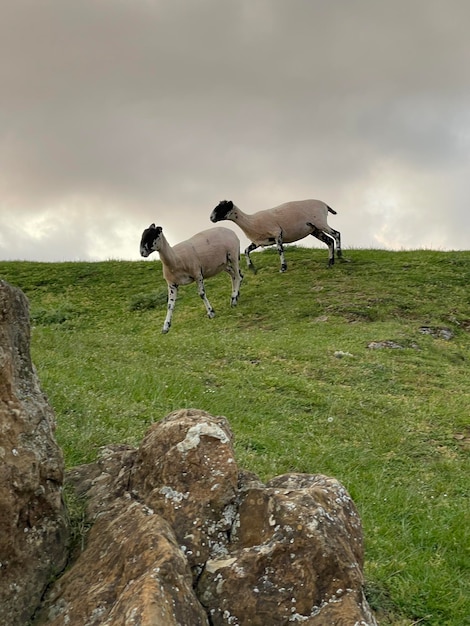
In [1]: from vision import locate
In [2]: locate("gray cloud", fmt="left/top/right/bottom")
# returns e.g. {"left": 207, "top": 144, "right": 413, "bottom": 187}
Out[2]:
{"left": 1, "top": 0, "right": 469, "bottom": 261}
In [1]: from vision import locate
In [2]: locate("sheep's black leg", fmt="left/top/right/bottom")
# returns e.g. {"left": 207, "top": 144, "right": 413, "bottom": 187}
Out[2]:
{"left": 163, "top": 283, "right": 178, "bottom": 333}
{"left": 245, "top": 243, "right": 259, "bottom": 273}
{"left": 308, "top": 224, "right": 335, "bottom": 266}
{"left": 197, "top": 276, "right": 216, "bottom": 319}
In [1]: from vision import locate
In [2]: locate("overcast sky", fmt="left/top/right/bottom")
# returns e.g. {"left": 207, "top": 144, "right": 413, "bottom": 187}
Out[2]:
{"left": 1, "top": 0, "right": 469, "bottom": 262}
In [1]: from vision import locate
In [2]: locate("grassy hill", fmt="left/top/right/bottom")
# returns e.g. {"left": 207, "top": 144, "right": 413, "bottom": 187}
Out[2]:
{"left": 1, "top": 247, "right": 469, "bottom": 625}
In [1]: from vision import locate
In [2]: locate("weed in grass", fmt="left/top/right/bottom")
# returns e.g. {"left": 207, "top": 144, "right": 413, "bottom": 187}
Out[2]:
{"left": 62, "top": 483, "right": 91, "bottom": 560}
{"left": 128, "top": 288, "right": 168, "bottom": 311}
{"left": 31, "top": 303, "right": 82, "bottom": 327}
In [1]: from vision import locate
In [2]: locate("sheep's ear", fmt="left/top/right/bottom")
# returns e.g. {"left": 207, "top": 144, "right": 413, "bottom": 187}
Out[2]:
{"left": 156, "top": 226, "right": 163, "bottom": 234}
{"left": 150, "top": 223, "right": 156, "bottom": 229}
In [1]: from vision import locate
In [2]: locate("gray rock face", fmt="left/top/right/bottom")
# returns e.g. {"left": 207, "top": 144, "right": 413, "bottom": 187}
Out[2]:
{"left": 0, "top": 281, "right": 69, "bottom": 626}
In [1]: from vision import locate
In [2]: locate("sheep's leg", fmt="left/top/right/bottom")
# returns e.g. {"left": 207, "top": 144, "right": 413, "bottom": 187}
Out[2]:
{"left": 225, "top": 262, "right": 243, "bottom": 306}
{"left": 235, "top": 269, "right": 244, "bottom": 305}
{"left": 245, "top": 243, "right": 259, "bottom": 273}
{"left": 307, "top": 224, "right": 335, "bottom": 266}
{"left": 328, "top": 227, "right": 342, "bottom": 259}
{"left": 276, "top": 235, "right": 287, "bottom": 272}
{"left": 197, "top": 276, "right": 216, "bottom": 319}
{"left": 163, "top": 283, "right": 178, "bottom": 333}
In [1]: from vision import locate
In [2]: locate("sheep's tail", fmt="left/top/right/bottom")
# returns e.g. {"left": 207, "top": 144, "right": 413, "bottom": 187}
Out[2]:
{"left": 327, "top": 205, "right": 337, "bottom": 215}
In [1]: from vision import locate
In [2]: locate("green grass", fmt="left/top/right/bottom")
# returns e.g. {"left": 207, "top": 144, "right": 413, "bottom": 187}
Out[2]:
{"left": 1, "top": 247, "right": 469, "bottom": 625}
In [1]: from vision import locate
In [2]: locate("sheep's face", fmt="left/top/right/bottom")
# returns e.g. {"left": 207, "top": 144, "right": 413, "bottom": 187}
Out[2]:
{"left": 210, "top": 200, "right": 234, "bottom": 223}
{"left": 140, "top": 224, "right": 162, "bottom": 257}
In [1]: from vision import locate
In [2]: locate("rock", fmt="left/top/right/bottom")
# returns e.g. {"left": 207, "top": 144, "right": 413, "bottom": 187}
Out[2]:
{"left": 197, "top": 473, "right": 376, "bottom": 625}
{"left": 36, "top": 410, "right": 239, "bottom": 625}
{"left": 66, "top": 443, "right": 137, "bottom": 520}
{"left": 419, "top": 326, "right": 453, "bottom": 340}
{"left": 334, "top": 350, "right": 354, "bottom": 358}
{"left": 0, "top": 281, "right": 69, "bottom": 626}
{"left": 130, "top": 409, "right": 239, "bottom": 573}
{"left": 36, "top": 497, "right": 210, "bottom": 626}
{"left": 40, "top": 409, "right": 377, "bottom": 624}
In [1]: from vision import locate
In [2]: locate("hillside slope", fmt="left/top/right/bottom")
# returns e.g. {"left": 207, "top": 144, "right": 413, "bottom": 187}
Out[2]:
{"left": 1, "top": 248, "right": 469, "bottom": 625}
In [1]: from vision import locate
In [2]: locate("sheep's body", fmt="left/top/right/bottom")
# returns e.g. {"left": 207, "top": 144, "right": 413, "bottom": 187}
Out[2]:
{"left": 140, "top": 224, "right": 242, "bottom": 333}
{"left": 210, "top": 199, "right": 342, "bottom": 272}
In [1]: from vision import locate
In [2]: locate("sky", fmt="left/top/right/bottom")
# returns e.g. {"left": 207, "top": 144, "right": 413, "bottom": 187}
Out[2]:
{"left": 1, "top": 0, "right": 469, "bottom": 262}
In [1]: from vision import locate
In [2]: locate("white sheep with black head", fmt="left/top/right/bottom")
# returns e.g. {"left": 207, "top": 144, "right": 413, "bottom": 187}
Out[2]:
{"left": 210, "top": 199, "right": 342, "bottom": 273}
{"left": 140, "top": 224, "right": 243, "bottom": 333}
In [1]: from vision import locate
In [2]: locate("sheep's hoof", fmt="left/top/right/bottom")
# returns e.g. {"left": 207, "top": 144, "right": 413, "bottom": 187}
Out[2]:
{"left": 280, "top": 265, "right": 287, "bottom": 273}
{"left": 162, "top": 326, "right": 170, "bottom": 334}
{"left": 207, "top": 310, "right": 216, "bottom": 319}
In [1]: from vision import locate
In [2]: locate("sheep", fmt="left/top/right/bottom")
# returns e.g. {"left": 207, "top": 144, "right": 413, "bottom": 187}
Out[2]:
{"left": 210, "top": 199, "right": 342, "bottom": 273}
{"left": 140, "top": 224, "right": 243, "bottom": 333}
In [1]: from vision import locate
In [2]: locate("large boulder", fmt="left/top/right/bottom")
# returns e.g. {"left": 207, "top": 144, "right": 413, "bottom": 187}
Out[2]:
{"left": 198, "top": 472, "right": 375, "bottom": 625}
{"left": 39, "top": 408, "right": 240, "bottom": 626}
{"left": 0, "top": 281, "right": 69, "bottom": 626}
{"left": 40, "top": 408, "right": 377, "bottom": 625}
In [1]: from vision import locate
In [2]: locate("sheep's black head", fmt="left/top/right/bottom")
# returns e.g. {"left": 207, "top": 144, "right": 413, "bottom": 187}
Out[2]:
{"left": 140, "top": 224, "right": 163, "bottom": 257}
{"left": 210, "top": 200, "right": 234, "bottom": 223}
